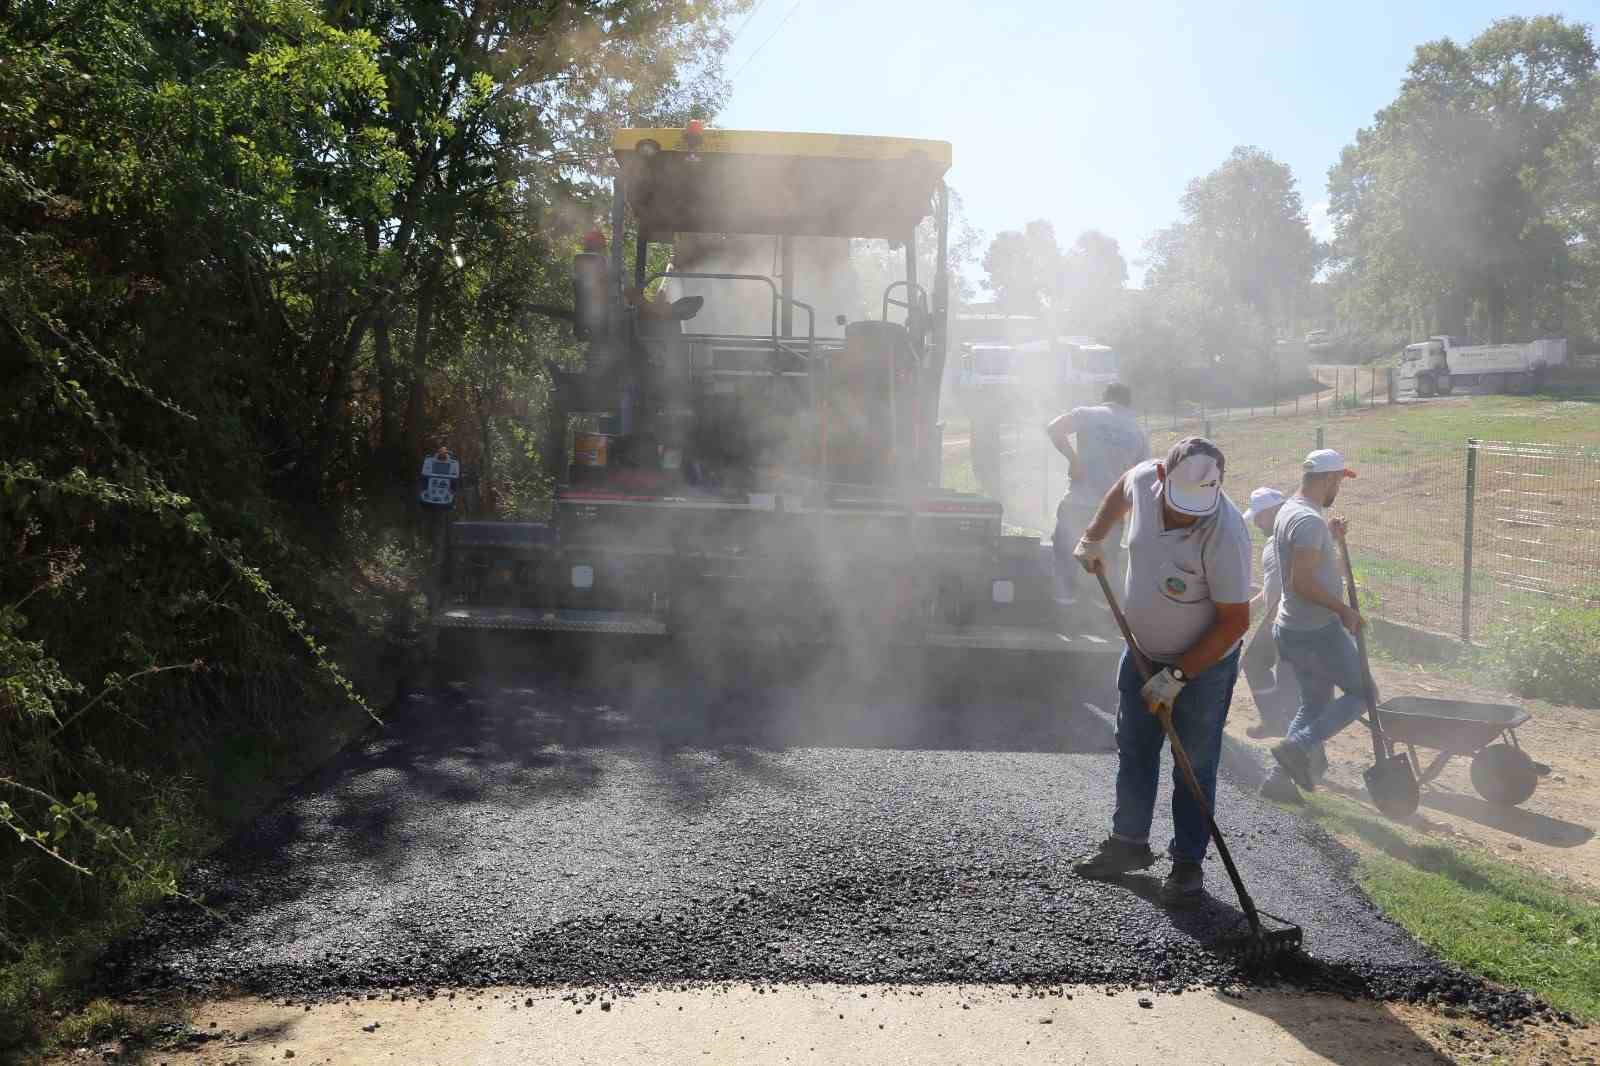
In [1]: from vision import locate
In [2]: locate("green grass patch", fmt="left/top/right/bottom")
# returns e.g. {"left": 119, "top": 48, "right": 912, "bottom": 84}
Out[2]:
{"left": 52, "top": 998, "right": 146, "bottom": 1048}
{"left": 1300, "top": 792, "right": 1600, "bottom": 1020}
{"left": 1354, "top": 557, "right": 1490, "bottom": 597}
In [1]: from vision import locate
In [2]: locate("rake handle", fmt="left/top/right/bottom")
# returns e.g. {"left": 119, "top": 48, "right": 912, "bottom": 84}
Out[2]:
{"left": 1092, "top": 569, "right": 1264, "bottom": 934}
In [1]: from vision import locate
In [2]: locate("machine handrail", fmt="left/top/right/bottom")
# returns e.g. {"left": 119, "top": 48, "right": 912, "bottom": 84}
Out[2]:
{"left": 642, "top": 271, "right": 817, "bottom": 362}
{"left": 881, "top": 280, "right": 930, "bottom": 326}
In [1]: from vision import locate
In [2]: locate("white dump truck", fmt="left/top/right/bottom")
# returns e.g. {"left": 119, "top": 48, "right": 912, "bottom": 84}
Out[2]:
{"left": 1399, "top": 335, "right": 1567, "bottom": 397}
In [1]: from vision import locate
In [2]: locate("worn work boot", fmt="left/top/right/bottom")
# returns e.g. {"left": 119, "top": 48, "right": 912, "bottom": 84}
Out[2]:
{"left": 1271, "top": 740, "right": 1317, "bottom": 792}
{"left": 1258, "top": 768, "right": 1304, "bottom": 804}
{"left": 1310, "top": 744, "right": 1329, "bottom": 784}
{"left": 1161, "top": 860, "right": 1204, "bottom": 904}
{"left": 1247, "top": 720, "right": 1288, "bottom": 740}
{"left": 1072, "top": 838, "right": 1157, "bottom": 880}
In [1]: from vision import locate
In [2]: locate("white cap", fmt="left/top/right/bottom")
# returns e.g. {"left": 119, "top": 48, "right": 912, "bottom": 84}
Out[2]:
{"left": 1302, "top": 449, "right": 1358, "bottom": 478}
{"left": 1159, "top": 437, "right": 1225, "bottom": 516}
{"left": 1243, "top": 486, "right": 1286, "bottom": 521}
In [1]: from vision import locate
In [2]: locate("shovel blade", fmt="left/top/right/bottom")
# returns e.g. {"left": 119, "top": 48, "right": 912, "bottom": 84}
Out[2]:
{"left": 1364, "top": 754, "right": 1420, "bottom": 820}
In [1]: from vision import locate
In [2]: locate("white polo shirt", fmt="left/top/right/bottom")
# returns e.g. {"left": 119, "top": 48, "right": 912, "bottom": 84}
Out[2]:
{"left": 1064, "top": 403, "right": 1148, "bottom": 501}
{"left": 1119, "top": 460, "right": 1253, "bottom": 661}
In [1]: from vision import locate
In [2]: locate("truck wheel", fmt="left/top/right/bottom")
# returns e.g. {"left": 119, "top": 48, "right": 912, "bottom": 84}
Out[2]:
{"left": 1435, "top": 373, "right": 1453, "bottom": 395}
{"left": 1416, "top": 373, "right": 1436, "bottom": 398}
{"left": 1470, "top": 744, "right": 1539, "bottom": 807}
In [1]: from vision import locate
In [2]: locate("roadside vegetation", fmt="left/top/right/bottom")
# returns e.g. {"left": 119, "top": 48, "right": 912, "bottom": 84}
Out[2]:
{"left": 1484, "top": 607, "right": 1600, "bottom": 709}
{"left": 1302, "top": 792, "right": 1600, "bottom": 1022}
{"left": 0, "top": 0, "right": 740, "bottom": 1055}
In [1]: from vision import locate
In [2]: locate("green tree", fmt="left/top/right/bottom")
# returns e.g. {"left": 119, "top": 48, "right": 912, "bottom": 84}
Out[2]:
{"left": 981, "top": 219, "right": 1063, "bottom": 315}
{"left": 1148, "top": 146, "right": 1316, "bottom": 327}
{"left": 315, "top": 0, "right": 738, "bottom": 481}
{"left": 0, "top": 1, "right": 742, "bottom": 1041}
{"left": 1328, "top": 15, "right": 1597, "bottom": 343}
{"left": 1113, "top": 147, "right": 1311, "bottom": 405}
{"left": 1060, "top": 229, "right": 1127, "bottom": 335}
{"left": 852, "top": 187, "right": 984, "bottom": 319}
{"left": 1551, "top": 91, "right": 1600, "bottom": 345}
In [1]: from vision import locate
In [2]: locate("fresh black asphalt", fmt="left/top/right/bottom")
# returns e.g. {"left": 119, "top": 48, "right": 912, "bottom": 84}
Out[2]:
{"left": 106, "top": 640, "right": 1540, "bottom": 1022}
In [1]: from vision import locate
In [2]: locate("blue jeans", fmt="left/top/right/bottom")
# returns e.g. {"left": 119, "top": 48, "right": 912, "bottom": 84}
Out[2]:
{"left": 1275, "top": 621, "right": 1368, "bottom": 754}
{"left": 1110, "top": 646, "right": 1239, "bottom": 864}
{"left": 1244, "top": 638, "right": 1301, "bottom": 733}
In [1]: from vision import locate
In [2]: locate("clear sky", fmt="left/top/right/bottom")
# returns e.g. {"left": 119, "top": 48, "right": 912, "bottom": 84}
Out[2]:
{"left": 716, "top": 0, "right": 1599, "bottom": 286}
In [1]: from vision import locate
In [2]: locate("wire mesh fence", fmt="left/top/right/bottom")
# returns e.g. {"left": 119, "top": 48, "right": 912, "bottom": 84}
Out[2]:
{"left": 1467, "top": 441, "right": 1600, "bottom": 637}
{"left": 973, "top": 401, "right": 1600, "bottom": 642}
{"left": 1120, "top": 364, "right": 1397, "bottom": 434}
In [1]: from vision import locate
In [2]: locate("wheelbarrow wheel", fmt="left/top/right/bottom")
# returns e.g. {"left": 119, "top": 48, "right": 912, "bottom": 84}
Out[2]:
{"left": 1470, "top": 744, "right": 1539, "bottom": 807}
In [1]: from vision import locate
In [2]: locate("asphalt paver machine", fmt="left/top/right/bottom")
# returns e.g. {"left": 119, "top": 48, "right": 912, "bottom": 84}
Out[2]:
{"left": 430, "top": 125, "right": 1118, "bottom": 694}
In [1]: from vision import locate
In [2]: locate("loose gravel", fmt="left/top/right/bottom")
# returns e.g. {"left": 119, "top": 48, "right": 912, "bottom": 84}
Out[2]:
{"left": 102, "top": 644, "right": 1542, "bottom": 1023}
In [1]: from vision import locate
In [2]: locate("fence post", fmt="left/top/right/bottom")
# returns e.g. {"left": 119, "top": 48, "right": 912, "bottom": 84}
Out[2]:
{"left": 1462, "top": 439, "right": 1479, "bottom": 643}
{"left": 1316, "top": 426, "right": 1324, "bottom": 450}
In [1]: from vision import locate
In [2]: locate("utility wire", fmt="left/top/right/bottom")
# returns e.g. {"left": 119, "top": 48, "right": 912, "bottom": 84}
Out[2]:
{"left": 730, "top": 0, "right": 807, "bottom": 81}
{"left": 728, "top": 0, "right": 771, "bottom": 47}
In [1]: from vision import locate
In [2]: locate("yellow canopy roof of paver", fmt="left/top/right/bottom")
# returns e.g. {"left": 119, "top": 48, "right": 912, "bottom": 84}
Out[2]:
{"left": 613, "top": 128, "right": 952, "bottom": 241}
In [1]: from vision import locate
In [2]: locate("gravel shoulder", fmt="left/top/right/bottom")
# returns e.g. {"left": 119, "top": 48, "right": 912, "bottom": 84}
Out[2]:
{"left": 64, "top": 985, "right": 1599, "bottom": 1066}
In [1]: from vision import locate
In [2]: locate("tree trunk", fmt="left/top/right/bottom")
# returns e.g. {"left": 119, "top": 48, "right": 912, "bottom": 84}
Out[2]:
{"left": 360, "top": 218, "right": 401, "bottom": 474}
{"left": 1485, "top": 283, "right": 1508, "bottom": 344}
{"left": 374, "top": 312, "right": 400, "bottom": 463}
{"left": 477, "top": 403, "right": 494, "bottom": 518}
{"left": 1434, "top": 284, "right": 1469, "bottom": 339}
{"left": 405, "top": 253, "right": 445, "bottom": 462}
{"left": 312, "top": 308, "right": 375, "bottom": 493}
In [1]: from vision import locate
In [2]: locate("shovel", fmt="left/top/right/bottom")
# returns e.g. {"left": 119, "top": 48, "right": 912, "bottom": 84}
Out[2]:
{"left": 1092, "top": 569, "right": 1304, "bottom": 967}
{"left": 1338, "top": 539, "right": 1420, "bottom": 820}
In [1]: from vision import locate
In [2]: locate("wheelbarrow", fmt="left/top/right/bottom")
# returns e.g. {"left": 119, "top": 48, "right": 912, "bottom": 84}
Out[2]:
{"left": 1377, "top": 697, "right": 1552, "bottom": 807}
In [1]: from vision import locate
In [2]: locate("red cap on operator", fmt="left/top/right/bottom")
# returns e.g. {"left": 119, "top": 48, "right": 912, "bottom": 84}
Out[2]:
{"left": 582, "top": 228, "right": 607, "bottom": 253}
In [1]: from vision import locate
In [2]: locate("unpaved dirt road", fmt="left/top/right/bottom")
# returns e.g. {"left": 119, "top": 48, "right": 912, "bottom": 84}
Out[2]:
{"left": 108, "top": 985, "right": 1600, "bottom": 1066}
{"left": 107, "top": 642, "right": 1507, "bottom": 1014}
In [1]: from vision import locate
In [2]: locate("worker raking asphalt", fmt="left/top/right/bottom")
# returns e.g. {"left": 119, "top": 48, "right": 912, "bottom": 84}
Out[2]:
{"left": 102, "top": 648, "right": 1538, "bottom": 1024}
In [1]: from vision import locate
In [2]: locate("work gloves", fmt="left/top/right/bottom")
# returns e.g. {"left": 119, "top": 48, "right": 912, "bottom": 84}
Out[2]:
{"left": 1141, "top": 668, "right": 1186, "bottom": 715}
{"left": 1072, "top": 536, "right": 1105, "bottom": 574}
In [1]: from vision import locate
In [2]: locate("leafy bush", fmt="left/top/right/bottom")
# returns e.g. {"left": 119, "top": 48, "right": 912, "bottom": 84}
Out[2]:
{"left": 1485, "top": 606, "right": 1600, "bottom": 708}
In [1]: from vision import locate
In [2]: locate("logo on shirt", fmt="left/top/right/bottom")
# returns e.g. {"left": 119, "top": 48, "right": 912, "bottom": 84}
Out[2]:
{"left": 1164, "top": 575, "right": 1188, "bottom": 597}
